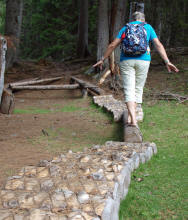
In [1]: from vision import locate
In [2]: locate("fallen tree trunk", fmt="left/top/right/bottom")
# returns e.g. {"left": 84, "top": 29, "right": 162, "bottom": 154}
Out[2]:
{"left": 9, "top": 76, "right": 64, "bottom": 88}
{"left": 70, "top": 76, "right": 105, "bottom": 95}
{"left": 11, "top": 84, "right": 80, "bottom": 91}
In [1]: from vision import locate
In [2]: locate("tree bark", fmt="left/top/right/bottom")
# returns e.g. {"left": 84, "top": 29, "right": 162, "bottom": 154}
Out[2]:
{"left": 110, "top": 0, "right": 127, "bottom": 63}
{"left": 97, "top": 0, "right": 109, "bottom": 67}
{"left": 129, "top": 2, "right": 144, "bottom": 22}
{"left": 0, "top": 37, "right": 7, "bottom": 103}
{"left": 5, "top": 0, "right": 23, "bottom": 69}
{"left": 154, "top": 1, "right": 162, "bottom": 40}
{"left": 77, "top": 0, "right": 90, "bottom": 57}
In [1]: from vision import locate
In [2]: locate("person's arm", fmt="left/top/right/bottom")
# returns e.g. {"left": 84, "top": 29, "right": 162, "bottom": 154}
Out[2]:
{"left": 152, "top": 38, "right": 179, "bottom": 73}
{"left": 93, "top": 38, "right": 121, "bottom": 69}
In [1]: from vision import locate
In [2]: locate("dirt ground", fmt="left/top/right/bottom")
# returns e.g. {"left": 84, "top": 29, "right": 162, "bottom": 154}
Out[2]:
{"left": 0, "top": 56, "right": 187, "bottom": 187}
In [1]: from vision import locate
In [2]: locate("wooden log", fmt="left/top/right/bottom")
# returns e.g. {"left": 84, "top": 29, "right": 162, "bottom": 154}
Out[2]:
{"left": 0, "top": 88, "right": 15, "bottom": 114}
{"left": 0, "top": 36, "right": 7, "bottom": 103}
{"left": 9, "top": 76, "right": 64, "bottom": 88}
{"left": 8, "top": 77, "right": 39, "bottom": 87}
{"left": 11, "top": 84, "right": 80, "bottom": 91}
{"left": 70, "top": 76, "right": 105, "bottom": 95}
{"left": 122, "top": 111, "right": 143, "bottom": 143}
{"left": 99, "top": 69, "right": 111, "bottom": 85}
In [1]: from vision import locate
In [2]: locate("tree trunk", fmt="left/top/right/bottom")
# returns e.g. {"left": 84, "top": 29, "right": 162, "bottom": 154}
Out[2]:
{"left": 77, "top": 0, "right": 90, "bottom": 58}
{"left": 0, "top": 37, "right": 7, "bottom": 103}
{"left": 5, "top": 0, "right": 23, "bottom": 69}
{"left": 129, "top": 2, "right": 144, "bottom": 22}
{"left": 110, "top": 0, "right": 127, "bottom": 63}
{"left": 154, "top": 1, "right": 162, "bottom": 40}
{"left": 97, "top": 0, "right": 109, "bottom": 67}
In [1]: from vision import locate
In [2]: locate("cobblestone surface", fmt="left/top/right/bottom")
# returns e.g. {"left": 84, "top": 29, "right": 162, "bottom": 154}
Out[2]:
{"left": 93, "top": 95, "right": 144, "bottom": 122}
{"left": 0, "top": 141, "right": 157, "bottom": 219}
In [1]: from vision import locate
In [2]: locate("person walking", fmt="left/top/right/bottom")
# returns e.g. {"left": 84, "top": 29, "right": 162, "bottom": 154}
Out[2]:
{"left": 93, "top": 11, "right": 179, "bottom": 140}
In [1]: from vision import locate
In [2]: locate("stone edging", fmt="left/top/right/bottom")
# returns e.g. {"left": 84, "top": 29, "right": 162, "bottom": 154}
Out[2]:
{"left": 101, "top": 141, "right": 157, "bottom": 220}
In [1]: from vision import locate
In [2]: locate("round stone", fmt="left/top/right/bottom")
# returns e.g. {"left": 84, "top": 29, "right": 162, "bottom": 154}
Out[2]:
{"left": 82, "top": 204, "right": 93, "bottom": 212}
{"left": 5, "top": 179, "right": 24, "bottom": 190}
{"left": 34, "top": 192, "right": 49, "bottom": 205}
{"left": 77, "top": 192, "right": 89, "bottom": 204}
{"left": 80, "top": 156, "right": 91, "bottom": 163}
{"left": 25, "top": 178, "right": 40, "bottom": 191}
{"left": 24, "top": 166, "right": 37, "bottom": 177}
{"left": 105, "top": 172, "right": 115, "bottom": 181}
{"left": 0, "top": 210, "right": 13, "bottom": 220}
{"left": 18, "top": 193, "right": 34, "bottom": 209}
{"left": 66, "top": 195, "right": 80, "bottom": 210}
{"left": 51, "top": 192, "right": 66, "bottom": 209}
{"left": 37, "top": 167, "right": 49, "bottom": 178}
{"left": 41, "top": 179, "right": 54, "bottom": 191}
{"left": 1, "top": 191, "right": 15, "bottom": 201}
{"left": 29, "top": 209, "right": 47, "bottom": 220}
{"left": 95, "top": 202, "right": 105, "bottom": 216}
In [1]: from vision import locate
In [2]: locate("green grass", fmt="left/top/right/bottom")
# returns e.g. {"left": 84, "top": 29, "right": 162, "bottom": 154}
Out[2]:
{"left": 14, "top": 108, "right": 52, "bottom": 114}
{"left": 25, "top": 100, "right": 123, "bottom": 153}
{"left": 14, "top": 105, "right": 86, "bottom": 114}
{"left": 119, "top": 101, "right": 188, "bottom": 220}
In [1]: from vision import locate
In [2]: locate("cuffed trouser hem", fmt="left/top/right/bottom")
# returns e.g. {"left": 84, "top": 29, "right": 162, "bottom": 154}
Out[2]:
{"left": 120, "top": 59, "right": 150, "bottom": 103}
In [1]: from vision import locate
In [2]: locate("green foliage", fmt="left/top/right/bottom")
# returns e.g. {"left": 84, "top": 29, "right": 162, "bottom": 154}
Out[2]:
{"left": 119, "top": 101, "right": 188, "bottom": 219}
{"left": 21, "top": 0, "right": 79, "bottom": 60}
{"left": 5, "top": 0, "right": 187, "bottom": 59}
{"left": 0, "top": 0, "right": 6, "bottom": 34}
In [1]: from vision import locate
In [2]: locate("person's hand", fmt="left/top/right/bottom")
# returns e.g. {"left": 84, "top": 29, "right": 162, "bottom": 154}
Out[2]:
{"left": 166, "top": 62, "right": 179, "bottom": 73}
{"left": 93, "top": 59, "right": 104, "bottom": 70}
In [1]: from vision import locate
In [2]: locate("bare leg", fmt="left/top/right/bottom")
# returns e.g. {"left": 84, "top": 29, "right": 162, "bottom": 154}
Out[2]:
{"left": 126, "top": 101, "right": 137, "bottom": 126}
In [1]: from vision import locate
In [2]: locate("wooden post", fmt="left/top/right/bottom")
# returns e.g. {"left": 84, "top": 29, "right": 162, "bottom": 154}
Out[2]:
{"left": 0, "top": 88, "right": 15, "bottom": 114}
{"left": 81, "top": 88, "right": 88, "bottom": 98}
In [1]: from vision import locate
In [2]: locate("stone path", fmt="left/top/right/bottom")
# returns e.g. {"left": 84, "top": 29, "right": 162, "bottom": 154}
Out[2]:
{"left": 0, "top": 95, "right": 157, "bottom": 220}
{"left": 93, "top": 95, "right": 143, "bottom": 122}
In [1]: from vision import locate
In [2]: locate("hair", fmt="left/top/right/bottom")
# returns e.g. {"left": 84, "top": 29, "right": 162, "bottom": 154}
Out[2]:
{"left": 132, "top": 11, "right": 145, "bottom": 22}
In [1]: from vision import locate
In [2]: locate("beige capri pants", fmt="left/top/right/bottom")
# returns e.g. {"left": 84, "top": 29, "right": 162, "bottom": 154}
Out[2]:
{"left": 120, "top": 60, "right": 150, "bottom": 103}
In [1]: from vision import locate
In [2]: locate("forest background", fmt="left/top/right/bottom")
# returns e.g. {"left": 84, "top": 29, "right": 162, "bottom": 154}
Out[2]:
{"left": 1, "top": 0, "right": 188, "bottom": 69}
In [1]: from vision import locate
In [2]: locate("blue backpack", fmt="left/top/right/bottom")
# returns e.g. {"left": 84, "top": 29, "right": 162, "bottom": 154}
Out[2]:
{"left": 121, "top": 23, "right": 147, "bottom": 56}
